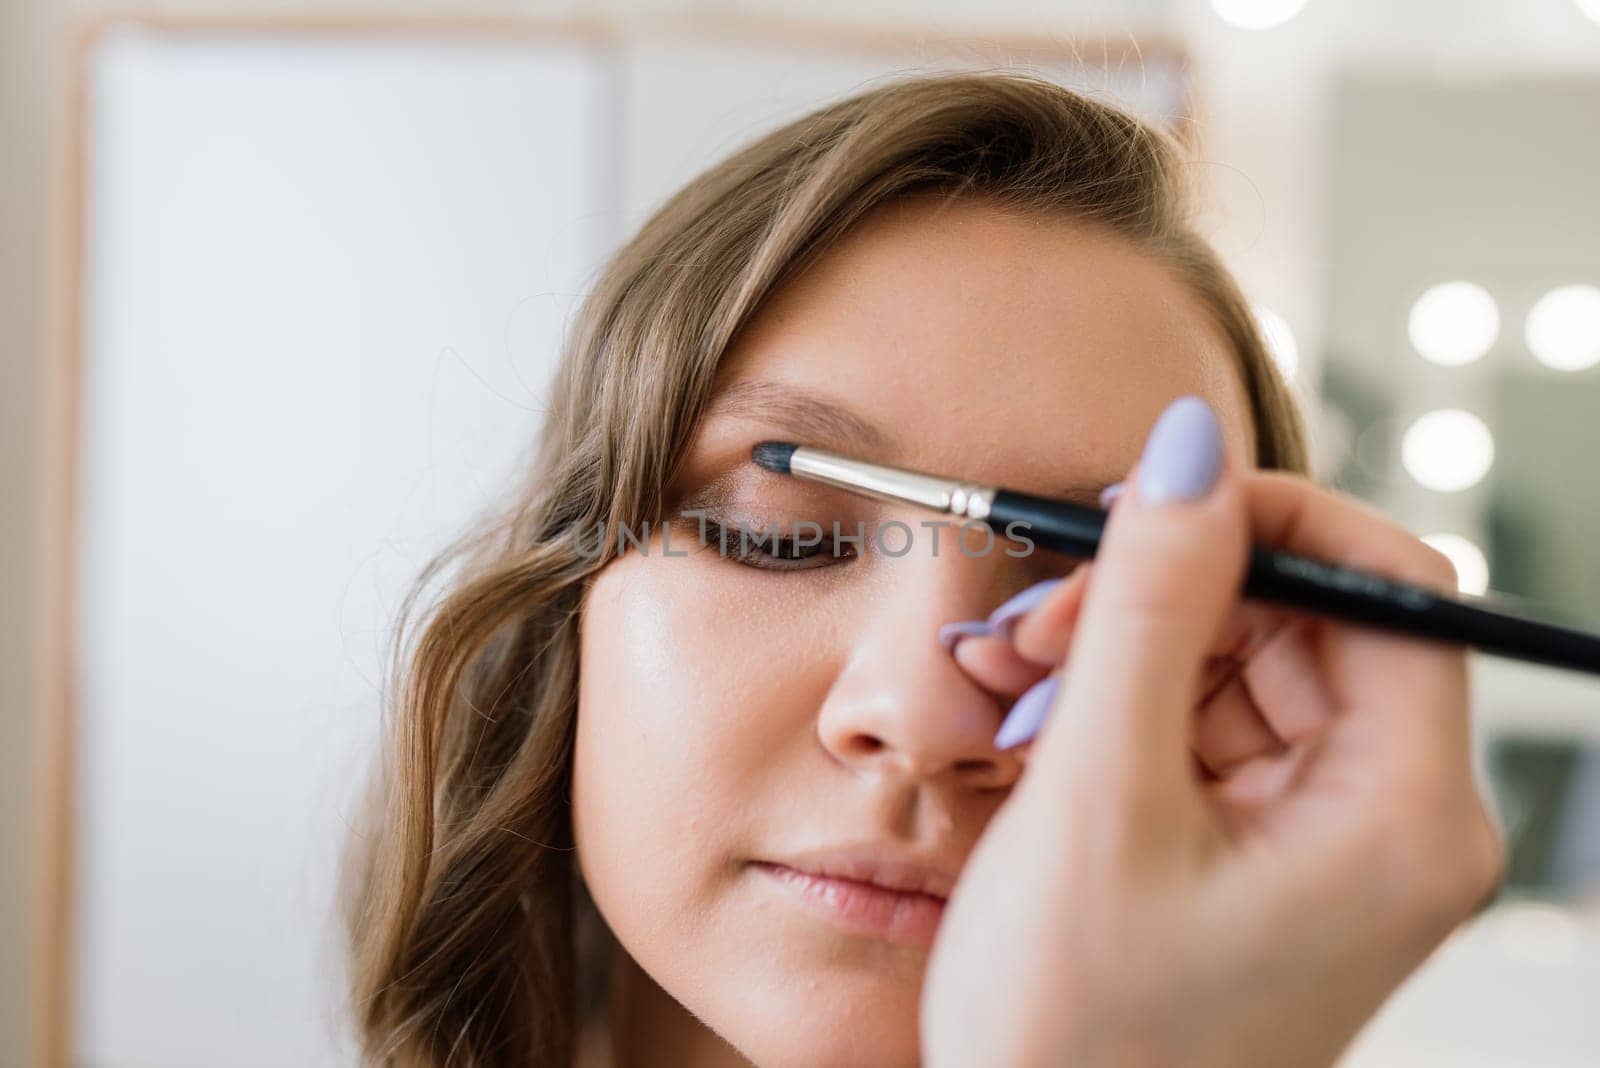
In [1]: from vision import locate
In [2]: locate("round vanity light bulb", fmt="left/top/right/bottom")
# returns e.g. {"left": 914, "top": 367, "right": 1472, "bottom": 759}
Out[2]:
{"left": 1525, "top": 283, "right": 1600, "bottom": 372}
{"left": 1402, "top": 409, "right": 1494, "bottom": 492}
{"left": 1408, "top": 281, "right": 1500, "bottom": 367}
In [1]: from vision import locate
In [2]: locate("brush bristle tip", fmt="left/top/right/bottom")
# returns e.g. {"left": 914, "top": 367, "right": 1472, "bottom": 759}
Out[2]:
{"left": 751, "top": 441, "right": 798, "bottom": 474}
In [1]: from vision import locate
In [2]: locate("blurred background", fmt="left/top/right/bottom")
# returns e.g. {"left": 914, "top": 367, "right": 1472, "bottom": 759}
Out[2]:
{"left": 2, "top": 1, "right": 1598, "bottom": 1065}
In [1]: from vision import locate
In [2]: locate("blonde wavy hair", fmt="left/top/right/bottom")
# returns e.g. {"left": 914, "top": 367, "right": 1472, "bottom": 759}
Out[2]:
{"left": 342, "top": 69, "right": 1311, "bottom": 1066}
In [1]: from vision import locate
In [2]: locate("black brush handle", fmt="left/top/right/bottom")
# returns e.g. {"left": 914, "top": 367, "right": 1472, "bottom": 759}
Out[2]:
{"left": 988, "top": 489, "right": 1600, "bottom": 677}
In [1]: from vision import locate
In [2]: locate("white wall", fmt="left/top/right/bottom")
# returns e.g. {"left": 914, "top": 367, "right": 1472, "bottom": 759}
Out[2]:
{"left": 73, "top": 31, "right": 616, "bottom": 1065}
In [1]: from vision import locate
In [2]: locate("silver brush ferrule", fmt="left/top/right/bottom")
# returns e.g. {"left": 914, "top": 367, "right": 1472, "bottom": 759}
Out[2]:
{"left": 788, "top": 447, "right": 997, "bottom": 521}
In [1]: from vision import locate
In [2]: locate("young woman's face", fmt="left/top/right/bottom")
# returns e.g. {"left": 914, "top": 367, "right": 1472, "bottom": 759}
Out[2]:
{"left": 573, "top": 194, "right": 1258, "bottom": 1066}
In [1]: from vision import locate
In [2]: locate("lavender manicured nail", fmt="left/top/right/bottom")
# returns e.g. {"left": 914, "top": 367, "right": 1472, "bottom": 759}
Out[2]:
{"left": 1098, "top": 481, "right": 1125, "bottom": 508}
{"left": 938, "top": 620, "right": 992, "bottom": 653}
{"left": 1137, "top": 395, "right": 1222, "bottom": 505}
{"left": 994, "top": 674, "right": 1060, "bottom": 749}
{"left": 985, "top": 577, "right": 1065, "bottom": 640}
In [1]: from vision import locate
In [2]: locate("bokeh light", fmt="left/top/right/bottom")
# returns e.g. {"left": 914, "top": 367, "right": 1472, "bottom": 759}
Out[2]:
{"left": 1402, "top": 409, "right": 1495, "bottom": 492}
{"left": 1408, "top": 281, "right": 1500, "bottom": 366}
{"left": 1421, "top": 532, "right": 1490, "bottom": 596}
{"left": 1210, "top": 0, "right": 1311, "bottom": 30}
{"left": 1525, "top": 283, "right": 1600, "bottom": 372}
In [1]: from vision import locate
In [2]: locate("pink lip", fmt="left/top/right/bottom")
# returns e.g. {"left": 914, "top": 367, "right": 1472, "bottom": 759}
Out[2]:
{"left": 752, "top": 852, "right": 954, "bottom": 951}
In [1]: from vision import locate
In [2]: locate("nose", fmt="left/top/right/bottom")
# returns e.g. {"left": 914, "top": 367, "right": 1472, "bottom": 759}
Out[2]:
{"left": 815, "top": 547, "right": 1024, "bottom": 792}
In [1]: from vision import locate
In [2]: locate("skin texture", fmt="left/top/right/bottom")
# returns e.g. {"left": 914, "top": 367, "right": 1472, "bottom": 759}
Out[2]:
{"left": 572, "top": 193, "right": 1258, "bottom": 1066}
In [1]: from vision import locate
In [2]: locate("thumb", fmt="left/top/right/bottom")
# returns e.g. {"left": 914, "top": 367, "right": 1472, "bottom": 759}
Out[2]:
{"left": 1032, "top": 395, "right": 1251, "bottom": 801}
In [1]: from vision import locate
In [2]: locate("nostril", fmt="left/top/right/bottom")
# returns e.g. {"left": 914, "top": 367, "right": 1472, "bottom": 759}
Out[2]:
{"left": 953, "top": 758, "right": 992, "bottom": 774}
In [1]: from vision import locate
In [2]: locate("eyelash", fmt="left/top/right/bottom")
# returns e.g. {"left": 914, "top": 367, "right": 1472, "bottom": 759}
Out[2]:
{"left": 693, "top": 517, "right": 858, "bottom": 573}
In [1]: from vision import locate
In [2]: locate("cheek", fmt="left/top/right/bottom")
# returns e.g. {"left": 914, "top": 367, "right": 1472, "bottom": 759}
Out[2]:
{"left": 571, "top": 550, "right": 809, "bottom": 934}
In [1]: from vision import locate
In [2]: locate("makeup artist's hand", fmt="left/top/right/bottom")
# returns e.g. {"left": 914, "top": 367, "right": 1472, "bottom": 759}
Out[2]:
{"left": 920, "top": 396, "right": 1506, "bottom": 1068}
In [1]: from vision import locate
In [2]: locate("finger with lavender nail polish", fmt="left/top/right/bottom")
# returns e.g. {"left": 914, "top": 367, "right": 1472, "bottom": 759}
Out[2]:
{"left": 938, "top": 620, "right": 993, "bottom": 654}
{"left": 994, "top": 674, "right": 1061, "bottom": 749}
{"left": 1138, "top": 395, "right": 1223, "bottom": 504}
{"left": 986, "top": 578, "right": 1065, "bottom": 640}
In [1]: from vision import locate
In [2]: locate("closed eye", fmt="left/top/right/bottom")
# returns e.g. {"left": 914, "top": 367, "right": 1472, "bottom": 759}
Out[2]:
{"left": 688, "top": 516, "right": 858, "bottom": 573}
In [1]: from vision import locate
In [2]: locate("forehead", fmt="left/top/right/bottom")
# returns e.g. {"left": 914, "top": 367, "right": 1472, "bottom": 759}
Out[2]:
{"left": 705, "top": 194, "right": 1255, "bottom": 493}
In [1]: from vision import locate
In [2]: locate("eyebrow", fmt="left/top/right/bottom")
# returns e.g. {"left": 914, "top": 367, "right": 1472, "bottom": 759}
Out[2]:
{"left": 703, "top": 379, "right": 894, "bottom": 453}
{"left": 700, "top": 379, "right": 1115, "bottom": 508}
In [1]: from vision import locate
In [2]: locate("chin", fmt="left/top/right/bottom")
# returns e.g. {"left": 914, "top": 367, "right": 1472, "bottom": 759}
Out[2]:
{"left": 709, "top": 951, "right": 927, "bottom": 1068}
{"left": 726, "top": 1012, "right": 922, "bottom": 1068}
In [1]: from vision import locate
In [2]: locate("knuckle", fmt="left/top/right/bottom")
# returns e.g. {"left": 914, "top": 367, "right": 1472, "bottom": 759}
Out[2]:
{"left": 1346, "top": 758, "right": 1507, "bottom": 935}
{"left": 1388, "top": 793, "right": 1507, "bottom": 925}
{"left": 1461, "top": 814, "right": 1510, "bottom": 914}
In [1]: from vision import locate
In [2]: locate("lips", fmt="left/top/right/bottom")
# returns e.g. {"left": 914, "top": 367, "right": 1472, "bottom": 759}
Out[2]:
{"left": 763, "top": 847, "right": 959, "bottom": 898}
{"left": 752, "top": 846, "right": 959, "bottom": 950}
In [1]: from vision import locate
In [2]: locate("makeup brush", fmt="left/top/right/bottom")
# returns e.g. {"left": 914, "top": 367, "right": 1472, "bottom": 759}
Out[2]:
{"left": 750, "top": 441, "right": 1600, "bottom": 677}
